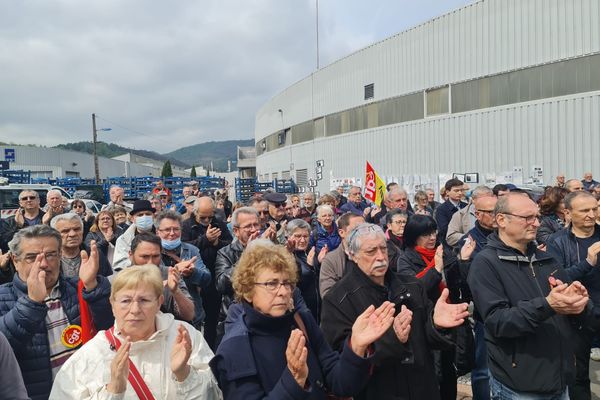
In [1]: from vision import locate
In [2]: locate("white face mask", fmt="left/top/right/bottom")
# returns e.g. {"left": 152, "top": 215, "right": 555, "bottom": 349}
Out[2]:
{"left": 135, "top": 215, "right": 154, "bottom": 231}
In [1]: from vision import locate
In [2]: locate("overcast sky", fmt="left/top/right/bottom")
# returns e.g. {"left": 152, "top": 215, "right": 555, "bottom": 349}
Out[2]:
{"left": 0, "top": 0, "right": 473, "bottom": 154}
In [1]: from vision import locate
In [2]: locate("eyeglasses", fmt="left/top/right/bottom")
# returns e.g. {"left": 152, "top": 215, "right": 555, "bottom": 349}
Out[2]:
{"left": 346, "top": 224, "right": 382, "bottom": 248}
{"left": 237, "top": 223, "right": 260, "bottom": 231}
{"left": 476, "top": 209, "right": 495, "bottom": 214}
{"left": 114, "top": 297, "right": 158, "bottom": 310}
{"left": 20, "top": 251, "right": 59, "bottom": 264}
{"left": 196, "top": 215, "right": 213, "bottom": 221}
{"left": 257, "top": 210, "right": 270, "bottom": 215}
{"left": 158, "top": 227, "right": 181, "bottom": 233}
{"left": 20, "top": 196, "right": 37, "bottom": 201}
{"left": 502, "top": 212, "right": 541, "bottom": 224}
{"left": 99, "top": 217, "right": 112, "bottom": 222}
{"left": 254, "top": 280, "right": 295, "bottom": 292}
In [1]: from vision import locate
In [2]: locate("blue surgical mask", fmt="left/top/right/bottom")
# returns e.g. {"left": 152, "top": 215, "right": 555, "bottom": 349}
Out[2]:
{"left": 161, "top": 238, "right": 181, "bottom": 250}
{"left": 135, "top": 215, "right": 154, "bottom": 231}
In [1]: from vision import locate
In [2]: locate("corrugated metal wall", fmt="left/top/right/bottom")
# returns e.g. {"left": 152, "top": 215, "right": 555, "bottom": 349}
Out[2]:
{"left": 256, "top": 0, "right": 600, "bottom": 140}
{"left": 256, "top": 92, "right": 600, "bottom": 193}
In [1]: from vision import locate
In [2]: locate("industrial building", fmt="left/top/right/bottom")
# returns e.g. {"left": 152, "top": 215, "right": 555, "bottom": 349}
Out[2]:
{"left": 254, "top": 0, "right": 600, "bottom": 196}
{"left": 0, "top": 145, "right": 189, "bottom": 179}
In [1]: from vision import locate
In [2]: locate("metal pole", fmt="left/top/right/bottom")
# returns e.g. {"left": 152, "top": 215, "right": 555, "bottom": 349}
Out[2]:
{"left": 316, "top": 0, "right": 320, "bottom": 70}
{"left": 92, "top": 113, "right": 100, "bottom": 184}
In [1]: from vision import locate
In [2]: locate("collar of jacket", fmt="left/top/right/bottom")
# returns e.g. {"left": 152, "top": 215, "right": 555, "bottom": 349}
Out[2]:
{"left": 486, "top": 232, "right": 554, "bottom": 263}
{"left": 231, "top": 239, "right": 245, "bottom": 252}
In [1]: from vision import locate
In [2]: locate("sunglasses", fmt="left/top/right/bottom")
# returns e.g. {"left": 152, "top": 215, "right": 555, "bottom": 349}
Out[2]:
{"left": 20, "top": 196, "right": 37, "bottom": 201}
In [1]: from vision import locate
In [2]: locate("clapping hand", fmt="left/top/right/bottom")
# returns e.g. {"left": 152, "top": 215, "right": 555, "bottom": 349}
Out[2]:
{"left": 546, "top": 279, "right": 588, "bottom": 315}
{"left": 393, "top": 305, "right": 413, "bottom": 343}
{"left": 350, "top": 301, "right": 395, "bottom": 356}
{"left": 317, "top": 245, "right": 328, "bottom": 263}
{"left": 107, "top": 337, "right": 130, "bottom": 394}
{"left": 433, "top": 289, "right": 470, "bottom": 329}
{"left": 79, "top": 240, "right": 99, "bottom": 291}
{"left": 26, "top": 253, "right": 48, "bottom": 303}
{"left": 460, "top": 236, "right": 476, "bottom": 261}
{"left": 175, "top": 256, "right": 197, "bottom": 278}
{"left": 286, "top": 329, "right": 308, "bottom": 388}
{"left": 171, "top": 325, "right": 192, "bottom": 382}
{"left": 167, "top": 267, "right": 181, "bottom": 293}
{"left": 0, "top": 250, "right": 10, "bottom": 271}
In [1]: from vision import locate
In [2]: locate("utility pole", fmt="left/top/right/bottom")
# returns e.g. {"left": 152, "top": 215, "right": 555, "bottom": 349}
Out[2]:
{"left": 92, "top": 113, "right": 99, "bottom": 184}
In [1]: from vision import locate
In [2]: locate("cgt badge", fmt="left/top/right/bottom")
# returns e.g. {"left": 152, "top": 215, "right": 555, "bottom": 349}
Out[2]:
{"left": 61, "top": 324, "right": 83, "bottom": 348}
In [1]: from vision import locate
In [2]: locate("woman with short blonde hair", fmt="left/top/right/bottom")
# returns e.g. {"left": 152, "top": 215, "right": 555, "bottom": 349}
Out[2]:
{"left": 51, "top": 265, "right": 222, "bottom": 399}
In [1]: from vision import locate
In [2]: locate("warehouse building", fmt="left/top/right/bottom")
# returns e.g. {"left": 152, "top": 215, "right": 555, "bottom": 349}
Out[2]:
{"left": 0, "top": 145, "right": 188, "bottom": 179}
{"left": 255, "top": 0, "right": 600, "bottom": 195}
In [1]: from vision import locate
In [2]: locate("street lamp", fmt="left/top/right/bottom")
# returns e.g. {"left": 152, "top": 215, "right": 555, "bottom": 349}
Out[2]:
{"left": 91, "top": 113, "right": 112, "bottom": 184}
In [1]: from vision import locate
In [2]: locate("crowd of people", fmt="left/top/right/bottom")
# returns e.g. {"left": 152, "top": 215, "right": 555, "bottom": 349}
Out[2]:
{"left": 0, "top": 172, "right": 599, "bottom": 399}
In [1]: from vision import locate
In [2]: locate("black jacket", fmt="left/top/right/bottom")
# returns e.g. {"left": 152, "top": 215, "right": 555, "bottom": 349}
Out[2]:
{"left": 294, "top": 251, "right": 320, "bottom": 323}
{"left": 321, "top": 262, "right": 453, "bottom": 400}
{"left": 546, "top": 224, "right": 600, "bottom": 306}
{"left": 467, "top": 232, "right": 599, "bottom": 394}
{"left": 395, "top": 246, "right": 467, "bottom": 304}
{"left": 214, "top": 239, "right": 245, "bottom": 325}
{"left": 536, "top": 214, "right": 564, "bottom": 245}
{"left": 181, "top": 216, "right": 233, "bottom": 271}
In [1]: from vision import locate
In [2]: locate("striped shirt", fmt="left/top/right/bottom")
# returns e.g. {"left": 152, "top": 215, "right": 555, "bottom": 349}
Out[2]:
{"left": 45, "top": 285, "right": 78, "bottom": 379}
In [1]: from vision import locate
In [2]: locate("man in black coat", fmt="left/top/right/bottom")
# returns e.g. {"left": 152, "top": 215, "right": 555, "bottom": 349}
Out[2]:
{"left": 546, "top": 190, "right": 600, "bottom": 400}
{"left": 181, "top": 195, "right": 232, "bottom": 350}
{"left": 434, "top": 178, "right": 467, "bottom": 248}
{"left": 321, "top": 223, "right": 469, "bottom": 400}
{"left": 468, "top": 193, "right": 599, "bottom": 398}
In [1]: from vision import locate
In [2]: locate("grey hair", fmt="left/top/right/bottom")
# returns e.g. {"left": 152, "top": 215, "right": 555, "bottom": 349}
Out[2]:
{"left": 231, "top": 206, "right": 259, "bottom": 227}
{"left": 50, "top": 212, "right": 84, "bottom": 230}
{"left": 564, "top": 190, "right": 596, "bottom": 210}
{"left": 46, "top": 189, "right": 62, "bottom": 199}
{"left": 19, "top": 189, "right": 38, "bottom": 198}
{"left": 285, "top": 219, "right": 311, "bottom": 237}
{"left": 471, "top": 185, "right": 493, "bottom": 200}
{"left": 388, "top": 187, "right": 407, "bottom": 197}
{"left": 316, "top": 204, "right": 334, "bottom": 217}
{"left": 346, "top": 223, "right": 386, "bottom": 257}
{"left": 193, "top": 196, "right": 216, "bottom": 212}
{"left": 303, "top": 192, "right": 315, "bottom": 200}
{"left": 109, "top": 185, "right": 123, "bottom": 191}
{"left": 9, "top": 224, "right": 62, "bottom": 258}
{"left": 154, "top": 210, "right": 182, "bottom": 228}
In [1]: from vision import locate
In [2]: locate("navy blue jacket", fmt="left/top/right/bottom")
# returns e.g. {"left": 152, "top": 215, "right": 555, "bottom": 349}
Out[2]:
{"left": 434, "top": 199, "right": 467, "bottom": 247}
{"left": 0, "top": 274, "right": 113, "bottom": 400}
{"left": 309, "top": 222, "right": 341, "bottom": 255}
{"left": 210, "top": 301, "right": 371, "bottom": 400}
{"left": 546, "top": 225, "right": 600, "bottom": 306}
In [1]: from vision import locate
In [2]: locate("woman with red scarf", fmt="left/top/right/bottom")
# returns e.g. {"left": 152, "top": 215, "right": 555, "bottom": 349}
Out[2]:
{"left": 395, "top": 214, "right": 465, "bottom": 400}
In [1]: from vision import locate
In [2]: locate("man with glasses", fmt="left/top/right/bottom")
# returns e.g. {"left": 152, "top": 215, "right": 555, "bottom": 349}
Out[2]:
{"left": 264, "top": 192, "right": 291, "bottom": 244}
{"left": 214, "top": 207, "right": 261, "bottom": 345}
{"left": 454, "top": 194, "right": 497, "bottom": 400}
{"left": 546, "top": 191, "right": 600, "bottom": 399}
{"left": 128, "top": 232, "right": 195, "bottom": 322}
{"left": 1, "top": 190, "right": 45, "bottom": 253}
{"left": 182, "top": 196, "right": 232, "bottom": 350}
{"left": 298, "top": 192, "right": 317, "bottom": 224}
{"left": 249, "top": 198, "right": 270, "bottom": 229}
{"left": 340, "top": 186, "right": 371, "bottom": 217}
{"left": 469, "top": 193, "right": 596, "bottom": 399}
{"left": 447, "top": 186, "right": 494, "bottom": 247}
{"left": 0, "top": 224, "right": 112, "bottom": 399}
{"left": 155, "top": 210, "right": 211, "bottom": 330}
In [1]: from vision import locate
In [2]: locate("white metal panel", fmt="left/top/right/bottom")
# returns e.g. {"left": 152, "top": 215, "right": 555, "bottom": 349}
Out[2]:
{"left": 256, "top": 0, "right": 600, "bottom": 138}
{"left": 257, "top": 92, "right": 600, "bottom": 194}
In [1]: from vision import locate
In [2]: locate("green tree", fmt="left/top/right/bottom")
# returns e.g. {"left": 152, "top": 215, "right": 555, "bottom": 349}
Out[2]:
{"left": 161, "top": 160, "right": 173, "bottom": 177}
{"left": 190, "top": 165, "right": 197, "bottom": 177}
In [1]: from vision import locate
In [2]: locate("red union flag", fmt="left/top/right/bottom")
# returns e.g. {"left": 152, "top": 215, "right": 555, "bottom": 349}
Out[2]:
{"left": 364, "top": 161, "right": 386, "bottom": 206}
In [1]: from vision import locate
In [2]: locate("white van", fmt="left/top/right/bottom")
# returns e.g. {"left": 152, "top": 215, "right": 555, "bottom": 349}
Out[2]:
{"left": 0, "top": 184, "right": 71, "bottom": 219}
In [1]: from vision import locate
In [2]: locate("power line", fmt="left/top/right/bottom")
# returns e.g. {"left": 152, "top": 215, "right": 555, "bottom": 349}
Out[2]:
{"left": 94, "top": 114, "right": 159, "bottom": 144}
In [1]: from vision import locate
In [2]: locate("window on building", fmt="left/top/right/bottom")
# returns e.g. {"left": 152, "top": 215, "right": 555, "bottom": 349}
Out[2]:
{"left": 364, "top": 83, "right": 374, "bottom": 100}
{"left": 426, "top": 86, "right": 449, "bottom": 116}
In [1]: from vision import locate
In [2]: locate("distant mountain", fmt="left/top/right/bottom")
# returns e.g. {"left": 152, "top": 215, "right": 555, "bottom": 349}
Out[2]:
{"left": 55, "top": 142, "right": 191, "bottom": 168}
{"left": 55, "top": 138, "right": 255, "bottom": 171}
{"left": 165, "top": 139, "right": 254, "bottom": 172}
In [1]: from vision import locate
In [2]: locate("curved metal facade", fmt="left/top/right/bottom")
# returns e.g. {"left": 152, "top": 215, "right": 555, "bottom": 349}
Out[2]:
{"left": 255, "top": 0, "right": 600, "bottom": 193}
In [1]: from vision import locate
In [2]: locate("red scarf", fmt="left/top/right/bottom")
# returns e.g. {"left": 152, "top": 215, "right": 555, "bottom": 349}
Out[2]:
{"left": 414, "top": 246, "right": 447, "bottom": 296}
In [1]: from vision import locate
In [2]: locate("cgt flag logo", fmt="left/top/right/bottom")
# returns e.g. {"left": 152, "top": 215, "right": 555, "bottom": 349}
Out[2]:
{"left": 364, "top": 161, "right": 386, "bottom": 207}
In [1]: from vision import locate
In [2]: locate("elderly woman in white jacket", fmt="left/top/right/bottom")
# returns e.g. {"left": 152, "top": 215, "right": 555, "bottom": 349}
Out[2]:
{"left": 50, "top": 265, "right": 222, "bottom": 400}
